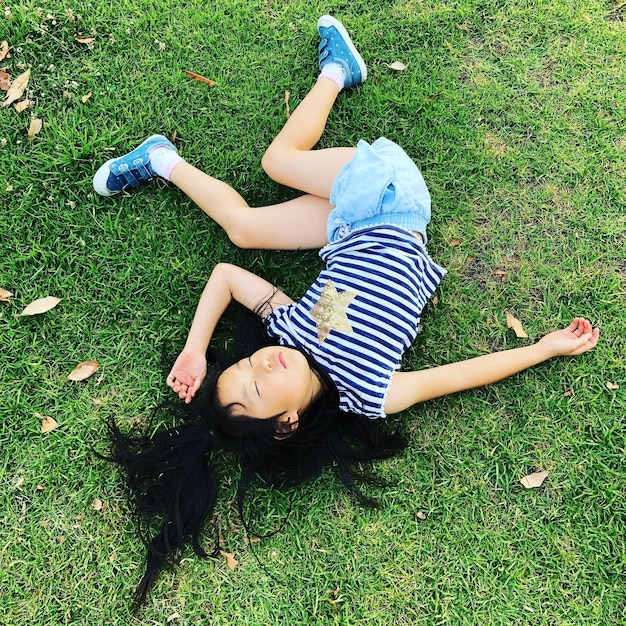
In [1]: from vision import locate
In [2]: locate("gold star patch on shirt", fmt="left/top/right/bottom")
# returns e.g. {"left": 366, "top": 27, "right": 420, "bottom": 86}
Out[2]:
{"left": 310, "top": 280, "right": 357, "bottom": 344}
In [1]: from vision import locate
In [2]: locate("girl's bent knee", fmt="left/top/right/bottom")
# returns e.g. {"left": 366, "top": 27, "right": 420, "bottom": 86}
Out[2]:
{"left": 226, "top": 224, "right": 257, "bottom": 249}
{"left": 261, "top": 147, "right": 288, "bottom": 184}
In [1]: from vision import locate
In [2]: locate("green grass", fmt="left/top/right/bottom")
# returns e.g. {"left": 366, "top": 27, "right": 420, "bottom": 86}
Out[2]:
{"left": 1, "top": 0, "right": 625, "bottom": 624}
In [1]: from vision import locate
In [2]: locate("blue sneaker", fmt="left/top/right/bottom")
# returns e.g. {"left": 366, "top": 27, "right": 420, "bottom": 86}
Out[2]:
{"left": 93, "top": 134, "right": 178, "bottom": 196}
{"left": 317, "top": 16, "right": 367, "bottom": 88}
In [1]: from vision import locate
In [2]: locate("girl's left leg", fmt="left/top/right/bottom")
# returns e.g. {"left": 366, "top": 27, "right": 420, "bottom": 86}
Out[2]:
{"left": 93, "top": 133, "right": 332, "bottom": 249}
{"left": 169, "top": 162, "right": 332, "bottom": 249}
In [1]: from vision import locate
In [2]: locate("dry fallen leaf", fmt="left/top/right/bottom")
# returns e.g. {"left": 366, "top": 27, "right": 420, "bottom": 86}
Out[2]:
{"left": 0, "top": 288, "right": 13, "bottom": 301}
{"left": 17, "top": 296, "right": 61, "bottom": 316}
{"left": 520, "top": 470, "right": 548, "bottom": 489}
{"left": 284, "top": 90, "right": 291, "bottom": 118}
{"left": 0, "top": 41, "right": 10, "bottom": 62}
{"left": 75, "top": 37, "right": 95, "bottom": 44}
{"left": 606, "top": 381, "right": 619, "bottom": 390}
{"left": 36, "top": 412, "right": 60, "bottom": 433}
{"left": 219, "top": 550, "right": 238, "bottom": 570}
{"left": 93, "top": 498, "right": 107, "bottom": 511}
{"left": 167, "top": 613, "right": 181, "bottom": 623}
{"left": 0, "top": 72, "right": 10, "bottom": 90}
{"left": 183, "top": 70, "right": 216, "bottom": 86}
{"left": 387, "top": 61, "right": 407, "bottom": 71}
{"left": 243, "top": 536, "right": 261, "bottom": 544}
{"left": 67, "top": 360, "right": 100, "bottom": 381}
{"left": 506, "top": 311, "right": 528, "bottom": 338}
{"left": 416, "top": 511, "right": 427, "bottom": 520}
{"left": 449, "top": 238, "right": 461, "bottom": 247}
{"left": 0, "top": 42, "right": 9, "bottom": 61}
{"left": 424, "top": 92, "right": 442, "bottom": 103}
{"left": 15, "top": 99, "right": 32, "bottom": 112}
{"left": 2, "top": 68, "right": 30, "bottom": 108}
{"left": 81, "top": 92, "right": 91, "bottom": 103}
{"left": 27, "top": 117, "right": 42, "bottom": 139}
{"left": 492, "top": 269, "right": 508, "bottom": 282}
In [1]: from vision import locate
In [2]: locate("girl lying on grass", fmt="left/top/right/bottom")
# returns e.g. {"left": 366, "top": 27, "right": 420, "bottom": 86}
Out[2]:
{"left": 94, "top": 16, "right": 599, "bottom": 608}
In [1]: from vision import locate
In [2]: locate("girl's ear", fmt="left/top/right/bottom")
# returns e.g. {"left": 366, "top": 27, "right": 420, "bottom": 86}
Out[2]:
{"left": 274, "top": 412, "right": 299, "bottom": 440}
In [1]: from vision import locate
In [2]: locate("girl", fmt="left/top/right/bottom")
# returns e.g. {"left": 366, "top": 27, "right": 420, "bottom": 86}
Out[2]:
{"left": 95, "top": 16, "right": 599, "bottom": 608}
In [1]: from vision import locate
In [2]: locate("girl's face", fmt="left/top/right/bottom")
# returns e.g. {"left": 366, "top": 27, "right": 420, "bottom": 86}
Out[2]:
{"left": 216, "top": 346, "right": 321, "bottom": 427}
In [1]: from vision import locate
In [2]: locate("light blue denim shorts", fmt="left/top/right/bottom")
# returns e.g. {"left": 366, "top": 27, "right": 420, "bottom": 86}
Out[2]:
{"left": 327, "top": 137, "right": 431, "bottom": 244}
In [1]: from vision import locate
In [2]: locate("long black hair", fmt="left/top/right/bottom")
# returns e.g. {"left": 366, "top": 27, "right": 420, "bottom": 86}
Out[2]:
{"left": 104, "top": 315, "right": 407, "bottom": 610}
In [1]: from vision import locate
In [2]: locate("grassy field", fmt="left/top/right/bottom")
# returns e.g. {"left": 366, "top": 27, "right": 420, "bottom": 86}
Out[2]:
{"left": 1, "top": 0, "right": 625, "bottom": 624}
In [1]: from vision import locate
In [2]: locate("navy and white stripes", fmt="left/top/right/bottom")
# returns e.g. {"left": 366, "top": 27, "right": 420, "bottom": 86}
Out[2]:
{"left": 265, "top": 227, "right": 446, "bottom": 418}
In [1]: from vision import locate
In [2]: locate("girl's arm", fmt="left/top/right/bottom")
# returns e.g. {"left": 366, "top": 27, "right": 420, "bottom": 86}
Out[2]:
{"left": 168, "top": 263, "right": 293, "bottom": 403}
{"left": 385, "top": 318, "right": 599, "bottom": 414}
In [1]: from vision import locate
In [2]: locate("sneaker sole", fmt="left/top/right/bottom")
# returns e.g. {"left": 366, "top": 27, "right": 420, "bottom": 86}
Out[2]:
{"left": 317, "top": 15, "right": 367, "bottom": 84}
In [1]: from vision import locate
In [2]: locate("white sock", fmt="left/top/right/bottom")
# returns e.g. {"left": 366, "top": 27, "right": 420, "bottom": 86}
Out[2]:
{"left": 318, "top": 62, "right": 346, "bottom": 91}
{"left": 149, "top": 147, "right": 184, "bottom": 180}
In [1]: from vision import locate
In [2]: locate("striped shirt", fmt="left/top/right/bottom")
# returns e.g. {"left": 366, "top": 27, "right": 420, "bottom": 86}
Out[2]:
{"left": 264, "top": 227, "right": 446, "bottom": 418}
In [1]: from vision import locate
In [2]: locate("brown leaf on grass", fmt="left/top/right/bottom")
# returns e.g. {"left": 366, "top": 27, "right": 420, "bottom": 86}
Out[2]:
{"left": 2, "top": 68, "right": 30, "bottom": 108}
{"left": 0, "top": 41, "right": 10, "bottom": 61}
{"left": 15, "top": 99, "right": 32, "bottom": 112}
{"left": 387, "top": 61, "right": 407, "bottom": 71}
{"left": 75, "top": 37, "right": 95, "bottom": 44}
{"left": 326, "top": 589, "right": 344, "bottom": 613}
{"left": 520, "top": 470, "right": 548, "bottom": 489}
{"left": 36, "top": 412, "right": 60, "bottom": 433}
{"left": 492, "top": 269, "right": 508, "bottom": 282}
{"left": 243, "top": 536, "right": 261, "bottom": 544}
{"left": 27, "top": 117, "right": 42, "bottom": 139}
{"left": 506, "top": 311, "right": 528, "bottom": 338}
{"left": 0, "top": 288, "right": 13, "bottom": 301}
{"left": 93, "top": 498, "right": 107, "bottom": 511}
{"left": 449, "top": 238, "right": 461, "bottom": 247}
{"left": 183, "top": 70, "right": 216, "bottom": 86}
{"left": 425, "top": 92, "right": 442, "bottom": 103}
{"left": 81, "top": 92, "right": 91, "bottom": 103}
{"left": 17, "top": 296, "right": 61, "bottom": 316}
{"left": 284, "top": 90, "right": 291, "bottom": 118}
{"left": 219, "top": 550, "right": 238, "bottom": 570}
{"left": 67, "top": 360, "right": 100, "bottom": 381}
{"left": 0, "top": 72, "right": 10, "bottom": 90}
{"left": 606, "top": 381, "right": 619, "bottom": 390}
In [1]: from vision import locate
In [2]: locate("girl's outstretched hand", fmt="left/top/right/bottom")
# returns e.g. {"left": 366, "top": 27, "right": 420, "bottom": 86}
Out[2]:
{"left": 537, "top": 317, "right": 600, "bottom": 357}
{"left": 167, "top": 347, "right": 207, "bottom": 404}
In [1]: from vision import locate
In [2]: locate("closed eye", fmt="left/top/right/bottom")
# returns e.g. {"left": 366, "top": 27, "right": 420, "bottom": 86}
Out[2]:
{"left": 248, "top": 357, "right": 260, "bottom": 397}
